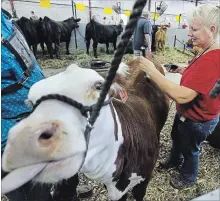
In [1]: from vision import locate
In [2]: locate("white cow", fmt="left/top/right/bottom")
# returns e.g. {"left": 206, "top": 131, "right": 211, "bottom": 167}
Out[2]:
{"left": 2, "top": 60, "right": 169, "bottom": 201}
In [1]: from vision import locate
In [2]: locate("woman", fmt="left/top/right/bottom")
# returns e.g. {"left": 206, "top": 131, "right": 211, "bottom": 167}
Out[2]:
{"left": 136, "top": 4, "right": 220, "bottom": 189}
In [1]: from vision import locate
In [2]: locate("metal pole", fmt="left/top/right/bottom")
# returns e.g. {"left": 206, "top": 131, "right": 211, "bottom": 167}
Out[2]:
{"left": 10, "top": 0, "right": 18, "bottom": 18}
{"left": 174, "top": 35, "right": 176, "bottom": 47}
{"left": 148, "top": 0, "right": 151, "bottom": 11}
{"left": 71, "top": 1, "right": 77, "bottom": 18}
{"left": 154, "top": 1, "right": 156, "bottom": 25}
{"left": 178, "top": 14, "right": 181, "bottom": 28}
{"left": 195, "top": 0, "right": 198, "bottom": 6}
{"left": 71, "top": 0, "right": 78, "bottom": 49}
{"left": 74, "top": 3, "right": 77, "bottom": 18}
{"left": 117, "top": 2, "right": 122, "bottom": 22}
{"left": 89, "top": 0, "right": 92, "bottom": 20}
{"left": 71, "top": 0, "right": 75, "bottom": 17}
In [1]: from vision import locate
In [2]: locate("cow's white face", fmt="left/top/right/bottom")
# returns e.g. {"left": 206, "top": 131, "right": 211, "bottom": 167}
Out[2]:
{"left": 2, "top": 63, "right": 129, "bottom": 194}
{"left": 2, "top": 64, "right": 109, "bottom": 190}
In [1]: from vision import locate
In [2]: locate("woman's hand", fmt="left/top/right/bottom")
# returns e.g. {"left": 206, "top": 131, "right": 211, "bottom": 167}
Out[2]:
{"left": 137, "top": 56, "right": 158, "bottom": 75}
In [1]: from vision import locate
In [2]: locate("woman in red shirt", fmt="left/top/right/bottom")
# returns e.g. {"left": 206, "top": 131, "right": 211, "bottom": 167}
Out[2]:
{"left": 137, "top": 4, "right": 220, "bottom": 189}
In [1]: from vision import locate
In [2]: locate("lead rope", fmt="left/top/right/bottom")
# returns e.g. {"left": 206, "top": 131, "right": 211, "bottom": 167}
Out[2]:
{"left": 79, "top": 0, "right": 148, "bottom": 170}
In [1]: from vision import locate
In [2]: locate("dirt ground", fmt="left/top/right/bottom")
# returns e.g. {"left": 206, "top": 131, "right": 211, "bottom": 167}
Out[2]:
{"left": 2, "top": 47, "right": 219, "bottom": 201}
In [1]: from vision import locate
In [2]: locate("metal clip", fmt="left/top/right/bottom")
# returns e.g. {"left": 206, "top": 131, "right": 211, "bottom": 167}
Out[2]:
{"left": 86, "top": 111, "right": 94, "bottom": 129}
{"left": 180, "top": 116, "right": 186, "bottom": 122}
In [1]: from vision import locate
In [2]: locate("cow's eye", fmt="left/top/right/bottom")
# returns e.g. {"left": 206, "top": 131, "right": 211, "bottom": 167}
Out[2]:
{"left": 94, "top": 81, "right": 103, "bottom": 90}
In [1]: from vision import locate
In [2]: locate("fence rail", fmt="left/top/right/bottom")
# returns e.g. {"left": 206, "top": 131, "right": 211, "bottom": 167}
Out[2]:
{"left": 173, "top": 34, "right": 192, "bottom": 56}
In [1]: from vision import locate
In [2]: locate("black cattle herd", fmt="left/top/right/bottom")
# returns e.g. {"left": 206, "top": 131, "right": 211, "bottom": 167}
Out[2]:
{"left": 15, "top": 16, "right": 81, "bottom": 59}
{"left": 13, "top": 16, "right": 124, "bottom": 58}
{"left": 12, "top": 14, "right": 163, "bottom": 59}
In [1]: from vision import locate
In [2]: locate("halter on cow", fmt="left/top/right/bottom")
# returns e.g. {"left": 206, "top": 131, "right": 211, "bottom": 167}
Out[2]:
{"left": 2, "top": 0, "right": 159, "bottom": 200}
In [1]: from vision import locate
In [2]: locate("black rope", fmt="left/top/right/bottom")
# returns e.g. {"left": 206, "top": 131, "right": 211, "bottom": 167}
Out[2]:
{"left": 77, "top": 0, "right": 148, "bottom": 170}
{"left": 33, "top": 94, "right": 92, "bottom": 117}
{"left": 13, "top": 0, "right": 148, "bottom": 172}
{"left": 210, "top": 79, "right": 220, "bottom": 98}
{"left": 32, "top": 94, "right": 113, "bottom": 118}
{"left": 89, "top": 0, "right": 147, "bottom": 126}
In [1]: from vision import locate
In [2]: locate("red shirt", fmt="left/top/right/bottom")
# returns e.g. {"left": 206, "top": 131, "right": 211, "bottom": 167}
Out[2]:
{"left": 176, "top": 49, "right": 220, "bottom": 122}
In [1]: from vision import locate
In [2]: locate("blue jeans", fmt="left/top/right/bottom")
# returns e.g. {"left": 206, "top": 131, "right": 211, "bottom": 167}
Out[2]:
{"left": 170, "top": 112, "right": 219, "bottom": 183}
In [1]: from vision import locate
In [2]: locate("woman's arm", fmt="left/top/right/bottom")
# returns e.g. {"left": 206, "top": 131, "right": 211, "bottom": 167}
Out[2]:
{"left": 138, "top": 57, "right": 198, "bottom": 104}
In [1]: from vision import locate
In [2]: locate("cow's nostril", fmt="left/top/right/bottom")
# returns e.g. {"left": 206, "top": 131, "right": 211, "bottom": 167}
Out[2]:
{"left": 39, "top": 131, "right": 53, "bottom": 140}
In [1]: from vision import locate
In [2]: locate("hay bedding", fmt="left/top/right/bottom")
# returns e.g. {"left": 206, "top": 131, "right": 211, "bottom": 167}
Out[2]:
{"left": 2, "top": 48, "right": 219, "bottom": 201}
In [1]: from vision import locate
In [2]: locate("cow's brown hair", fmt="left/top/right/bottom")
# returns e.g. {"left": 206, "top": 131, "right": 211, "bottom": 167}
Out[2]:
{"left": 112, "top": 58, "right": 169, "bottom": 183}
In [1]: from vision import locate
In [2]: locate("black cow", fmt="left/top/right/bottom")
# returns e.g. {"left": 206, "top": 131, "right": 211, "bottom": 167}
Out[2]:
{"left": 16, "top": 17, "right": 46, "bottom": 57}
{"left": 42, "top": 16, "right": 81, "bottom": 59}
{"left": 85, "top": 19, "right": 123, "bottom": 58}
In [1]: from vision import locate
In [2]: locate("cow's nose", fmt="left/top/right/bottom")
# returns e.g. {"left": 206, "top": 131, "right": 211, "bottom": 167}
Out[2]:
{"left": 38, "top": 121, "right": 62, "bottom": 146}
{"left": 39, "top": 130, "right": 54, "bottom": 140}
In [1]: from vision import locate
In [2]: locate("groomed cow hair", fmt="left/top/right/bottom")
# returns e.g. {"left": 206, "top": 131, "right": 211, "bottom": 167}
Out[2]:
{"left": 111, "top": 58, "right": 169, "bottom": 183}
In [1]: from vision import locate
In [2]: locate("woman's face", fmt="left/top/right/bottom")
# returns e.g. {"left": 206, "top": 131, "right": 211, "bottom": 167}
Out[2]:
{"left": 188, "top": 17, "right": 214, "bottom": 48}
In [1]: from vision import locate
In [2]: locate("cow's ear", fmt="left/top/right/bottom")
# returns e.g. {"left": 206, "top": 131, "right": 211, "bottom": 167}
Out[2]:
{"left": 75, "top": 18, "right": 81, "bottom": 22}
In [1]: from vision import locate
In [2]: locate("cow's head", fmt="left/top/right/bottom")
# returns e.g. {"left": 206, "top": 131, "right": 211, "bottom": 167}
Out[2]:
{"left": 15, "top": 16, "right": 28, "bottom": 29}
{"left": 2, "top": 63, "right": 128, "bottom": 194}
{"left": 36, "top": 18, "right": 47, "bottom": 37}
{"left": 117, "top": 23, "right": 123, "bottom": 35}
{"left": 64, "top": 17, "right": 81, "bottom": 29}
